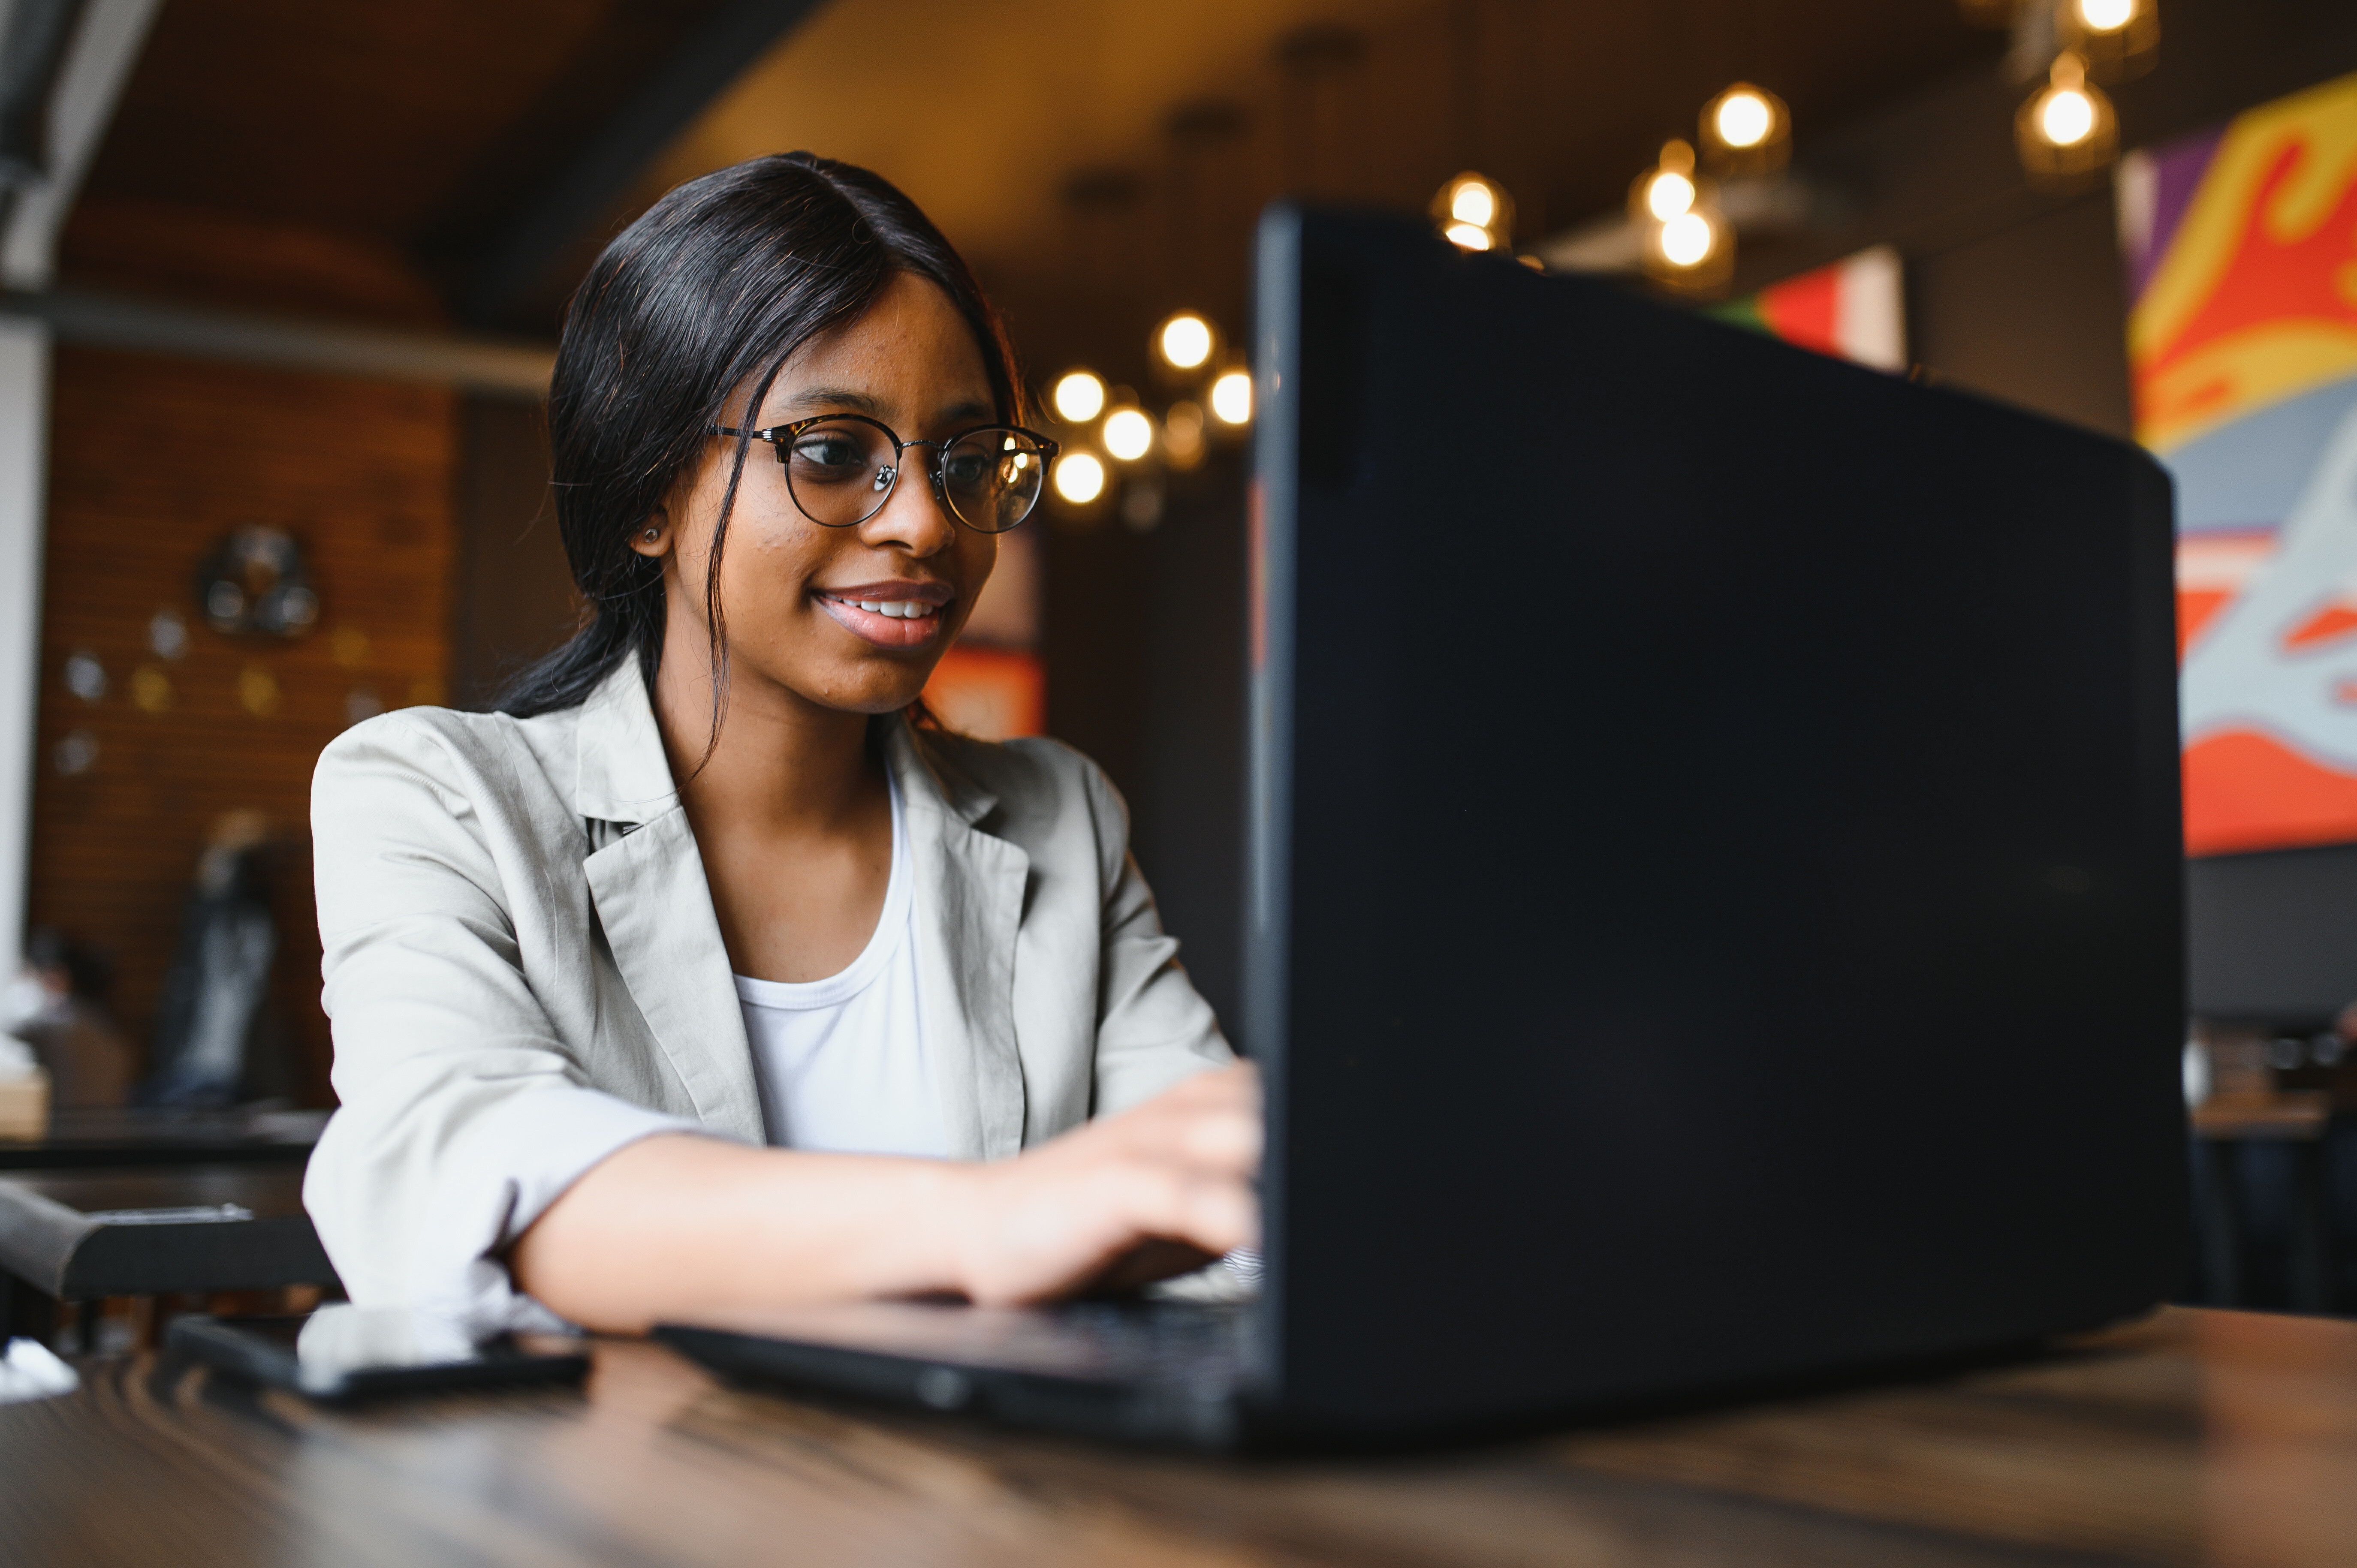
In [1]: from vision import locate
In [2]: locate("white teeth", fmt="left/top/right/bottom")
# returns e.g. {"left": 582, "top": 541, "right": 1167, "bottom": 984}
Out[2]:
{"left": 834, "top": 596, "right": 938, "bottom": 620}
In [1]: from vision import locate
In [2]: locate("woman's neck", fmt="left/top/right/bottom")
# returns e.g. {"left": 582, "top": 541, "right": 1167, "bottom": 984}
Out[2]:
{"left": 650, "top": 641, "right": 881, "bottom": 839}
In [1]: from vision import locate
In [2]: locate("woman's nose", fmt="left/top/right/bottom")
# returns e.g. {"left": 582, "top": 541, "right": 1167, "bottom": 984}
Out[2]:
{"left": 861, "top": 451, "right": 958, "bottom": 552}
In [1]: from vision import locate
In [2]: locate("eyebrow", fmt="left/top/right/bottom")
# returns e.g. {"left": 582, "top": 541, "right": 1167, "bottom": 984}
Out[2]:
{"left": 772, "top": 388, "right": 1001, "bottom": 427}
{"left": 778, "top": 386, "right": 884, "bottom": 417}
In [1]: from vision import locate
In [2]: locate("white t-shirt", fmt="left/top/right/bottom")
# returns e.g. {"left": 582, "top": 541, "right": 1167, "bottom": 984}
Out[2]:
{"left": 732, "top": 770, "right": 946, "bottom": 1157}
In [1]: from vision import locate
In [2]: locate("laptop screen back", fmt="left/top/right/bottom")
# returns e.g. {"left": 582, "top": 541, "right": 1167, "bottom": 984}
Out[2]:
{"left": 1245, "top": 208, "right": 2187, "bottom": 1436}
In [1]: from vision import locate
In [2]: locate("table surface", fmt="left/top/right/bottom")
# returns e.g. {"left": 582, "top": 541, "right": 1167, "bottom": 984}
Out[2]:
{"left": 0, "top": 1164, "right": 332, "bottom": 1299}
{"left": 0, "top": 1108, "right": 326, "bottom": 1171}
{"left": 2192, "top": 1091, "right": 2332, "bottom": 1140}
{"left": 3, "top": 1304, "right": 2353, "bottom": 1566}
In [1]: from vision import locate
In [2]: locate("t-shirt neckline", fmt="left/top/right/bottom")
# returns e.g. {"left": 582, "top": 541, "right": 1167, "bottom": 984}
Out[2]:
{"left": 732, "top": 767, "right": 909, "bottom": 1011}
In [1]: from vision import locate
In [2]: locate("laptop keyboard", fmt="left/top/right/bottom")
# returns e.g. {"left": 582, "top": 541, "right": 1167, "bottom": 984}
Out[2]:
{"left": 1025, "top": 1299, "right": 1257, "bottom": 1389}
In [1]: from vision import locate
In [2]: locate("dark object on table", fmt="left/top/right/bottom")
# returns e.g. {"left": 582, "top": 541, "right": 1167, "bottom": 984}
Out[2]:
{"left": 0, "top": 1164, "right": 335, "bottom": 1303}
{"left": 6, "top": 928, "right": 134, "bottom": 1110}
{"left": 666, "top": 206, "right": 2188, "bottom": 1449}
{"left": 141, "top": 812, "right": 289, "bottom": 1108}
{"left": 171, "top": 1309, "right": 587, "bottom": 1402}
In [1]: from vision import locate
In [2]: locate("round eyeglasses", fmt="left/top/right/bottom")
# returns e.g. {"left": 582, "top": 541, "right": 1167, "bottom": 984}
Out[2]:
{"left": 710, "top": 415, "right": 1058, "bottom": 534}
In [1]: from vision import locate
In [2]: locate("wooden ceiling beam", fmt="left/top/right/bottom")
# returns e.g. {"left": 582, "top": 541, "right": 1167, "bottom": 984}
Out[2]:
{"left": 0, "top": 0, "right": 160, "bottom": 289}
{"left": 0, "top": 286, "right": 553, "bottom": 395}
{"left": 457, "top": 0, "right": 829, "bottom": 328}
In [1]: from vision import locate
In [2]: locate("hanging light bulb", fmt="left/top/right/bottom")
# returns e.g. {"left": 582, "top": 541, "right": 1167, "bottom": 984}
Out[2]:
{"left": 1103, "top": 407, "right": 1156, "bottom": 462}
{"left": 1053, "top": 451, "right": 1106, "bottom": 505}
{"left": 1156, "top": 312, "right": 1216, "bottom": 370}
{"left": 2017, "top": 51, "right": 2118, "bottom": 188}
{"left": 1659, "top": 212, "right": 1716, "bottom": 268}
{"left": 1637, "top": 148, "right": 1733, "bottom": 295}
{"left": 1631, "top": 140, "right": 1703, "bottom": 224}
{"left": 1210, "top": 368, "right": 1253, "bottom": 426}
{"left": 1430, "top": 172, "right": 1515, "bottom": 252}
{"left": 1699, "top": 83, "right": 1790, "bottom": 176}
{"left": 1052, "top": 370, "right": 1106, "bottom": 424}
{"left": 2060, "top": 0, "right": 2158, "bottom": 81}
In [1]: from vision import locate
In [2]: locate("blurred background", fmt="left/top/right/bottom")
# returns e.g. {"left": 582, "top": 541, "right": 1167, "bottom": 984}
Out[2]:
{"left": 3, "top": 0, "right": 2357, "bottom": 1306}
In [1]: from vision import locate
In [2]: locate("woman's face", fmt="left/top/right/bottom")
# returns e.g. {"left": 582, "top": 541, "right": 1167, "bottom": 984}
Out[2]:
{"left": 642, "top": 271, "right": 1001, "bottom": 719}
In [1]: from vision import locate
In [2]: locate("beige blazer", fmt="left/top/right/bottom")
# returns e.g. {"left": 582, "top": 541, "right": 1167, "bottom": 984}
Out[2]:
{"left": 303, "top": 659, "right": 1232, "bottom": 1306}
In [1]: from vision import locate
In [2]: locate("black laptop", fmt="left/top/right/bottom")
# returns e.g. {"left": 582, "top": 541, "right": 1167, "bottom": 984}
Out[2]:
{"left": 656, "top": 205, "right": 2189, "bottom": 1451}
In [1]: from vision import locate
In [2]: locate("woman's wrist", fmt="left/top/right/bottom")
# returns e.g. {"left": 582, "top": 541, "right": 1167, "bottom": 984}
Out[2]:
{"left": 922, "top": 1157, "right": 992, "bottom": 1301}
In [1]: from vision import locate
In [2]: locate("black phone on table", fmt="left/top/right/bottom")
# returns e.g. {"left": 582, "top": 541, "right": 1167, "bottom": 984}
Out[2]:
{"left": 168, "top": 1306, "right": 589, "bottom": 1402}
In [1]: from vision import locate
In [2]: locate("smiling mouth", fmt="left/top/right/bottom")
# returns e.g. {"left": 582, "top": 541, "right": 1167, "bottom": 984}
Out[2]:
{"left": 814, "top": 590, "right": 952, "bottom": 649}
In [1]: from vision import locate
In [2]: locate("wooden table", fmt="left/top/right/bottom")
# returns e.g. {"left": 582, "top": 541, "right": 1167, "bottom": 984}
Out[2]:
{"left": 3, "top": 1306, "right": 2353, "bottom": 1565}
{"left": 0, "top": 1165, "right": 338, "bottom": 1345}
{"left": 0, "top": 1108, "right": 326, "bottom": 1172}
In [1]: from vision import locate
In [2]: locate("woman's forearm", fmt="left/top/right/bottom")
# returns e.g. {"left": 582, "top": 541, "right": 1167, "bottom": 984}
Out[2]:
{"left": 509, "top": 1135, "right": 972, "bottom": 1333}
{"left": 509, "top": 1064, "right": 1262, "bottom": 1332}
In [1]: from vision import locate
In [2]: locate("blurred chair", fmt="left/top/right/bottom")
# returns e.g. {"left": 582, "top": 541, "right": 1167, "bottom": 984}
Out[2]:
{"left": 140, "top": 811, "right": 289, "bottom": 1108}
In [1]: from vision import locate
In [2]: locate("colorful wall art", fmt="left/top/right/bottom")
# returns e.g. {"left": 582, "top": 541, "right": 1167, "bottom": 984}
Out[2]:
{"left": 2122, "top": 71, "right": 2357, "bottom": 856}
{"left": 1709, "top": 246, "right": 1907, "bottom": 370}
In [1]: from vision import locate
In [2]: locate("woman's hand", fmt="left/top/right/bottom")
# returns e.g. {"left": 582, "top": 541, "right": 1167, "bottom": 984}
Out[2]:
{"left": 949, "top": 1062, "right": 1261, "bottom": 1305}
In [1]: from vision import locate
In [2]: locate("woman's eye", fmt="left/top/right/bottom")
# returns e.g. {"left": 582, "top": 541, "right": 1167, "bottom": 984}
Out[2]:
{"left": 791, "top": 436, "right": 867, "bottom": 476}
{"left": 942, "top": 450, "right": 993, "bottom": 490}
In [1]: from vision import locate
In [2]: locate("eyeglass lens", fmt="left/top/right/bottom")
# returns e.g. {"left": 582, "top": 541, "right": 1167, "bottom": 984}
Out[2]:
{"left": 780, "top": 419, "right": 1049, "bottom": 533}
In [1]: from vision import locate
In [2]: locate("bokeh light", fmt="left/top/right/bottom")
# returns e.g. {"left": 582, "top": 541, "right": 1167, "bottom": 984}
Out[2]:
{"left": 1645, "top": 170, "right": 1697, "bottom": 220}
{"left": 1449, "top": 180, "right": 1496, "bottom": 227}
{"left": 1714, "top": 90, "right": 1773, "bottom": 149}
{"left": 1103, "top": 407, "right": 1154, "bottom": 460}
{"left": 1053, "top": 451, "right": 1106, "bottom": 503}
{"left": 2040, "top": 87, "right": 2096, "bottom": 145}
{"left": 1052, "top": 370, "right": 1106, "bottom": 423}
{"left": 1660, "top": 211, "right": 1715, "bottom": 268}
{"left": 1210, "top": 370, "right": 1252, "bottom": 426}
{"left": 1157, "top": 313, "right": 1214, "bottom": 370}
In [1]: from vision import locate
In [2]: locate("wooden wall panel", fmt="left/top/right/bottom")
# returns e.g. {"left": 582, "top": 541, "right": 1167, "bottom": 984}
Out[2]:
{"left": 29, "top": 347, "right": 455, "bottom": 1105}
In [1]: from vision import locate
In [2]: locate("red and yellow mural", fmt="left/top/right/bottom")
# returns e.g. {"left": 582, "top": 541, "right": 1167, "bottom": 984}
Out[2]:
{"left": 2123, "top": 72, "right": 2357, "bottom": 855}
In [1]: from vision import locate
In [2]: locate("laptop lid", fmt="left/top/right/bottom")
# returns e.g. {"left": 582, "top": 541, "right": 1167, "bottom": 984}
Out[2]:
{"left": 1246, "top": 207, "right": 2187, "bottom": 1438}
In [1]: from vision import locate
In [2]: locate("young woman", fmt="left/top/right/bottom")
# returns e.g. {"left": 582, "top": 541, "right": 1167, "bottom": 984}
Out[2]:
{"left": 303, "top": 153, "right": 1257, "bottom": 1335}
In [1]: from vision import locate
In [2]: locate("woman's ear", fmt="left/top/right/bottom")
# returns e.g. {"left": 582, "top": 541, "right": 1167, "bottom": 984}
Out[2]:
{"left": 630, "top": 509, "right": 670, "bottom": 559}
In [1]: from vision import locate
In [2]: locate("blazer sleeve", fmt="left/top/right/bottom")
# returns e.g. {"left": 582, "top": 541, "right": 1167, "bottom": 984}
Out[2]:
{"left": 1075, "top": 756, "right": 1237, "bottom": 1116}
{"left": 302, "top": 713, "right": 694, "bottom": 1330}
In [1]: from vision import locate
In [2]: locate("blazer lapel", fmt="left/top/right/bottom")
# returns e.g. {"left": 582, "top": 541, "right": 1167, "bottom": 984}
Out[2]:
{"left": 573, "top": 664, "right": 763, "bottom": 1143}
{"left": 890, "top": 724, "right": 1029, "bottom": 1161}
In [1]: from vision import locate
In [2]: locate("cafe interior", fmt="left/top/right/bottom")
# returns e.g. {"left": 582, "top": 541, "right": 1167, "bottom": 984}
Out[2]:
{"left": 5, "top": 0, "right": 2357, "bottom": 1559}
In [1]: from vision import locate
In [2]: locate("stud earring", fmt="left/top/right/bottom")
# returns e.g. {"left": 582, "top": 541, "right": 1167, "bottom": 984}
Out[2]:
{"left": 641, "top": 527, "right": 660, "bottom": 542}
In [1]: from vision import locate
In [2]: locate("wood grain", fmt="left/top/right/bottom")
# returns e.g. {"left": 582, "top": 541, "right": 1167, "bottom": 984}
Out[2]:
{"left": 28, "top": 346, "right": 455, "bottom": 1106}
{"left": 5, "top": 1308, "right": 2355, "bottom": 1566}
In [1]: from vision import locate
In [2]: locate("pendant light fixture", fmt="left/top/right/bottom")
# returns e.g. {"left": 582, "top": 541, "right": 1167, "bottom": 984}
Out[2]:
{"left": 2016, "top": 51, "right": 2118, "bottom": 189}
{"left": 1699, "top": 82, "right": 1790, "bottom": 178}
{"left": 2061, "top": 0, "right": 2158, "bottom": 81}
{"left": 1631, "top": 140, "right": 1731, "bottom": 292}
{"left": 1432, "top": 171, "right": 1515, "bottom": 252}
